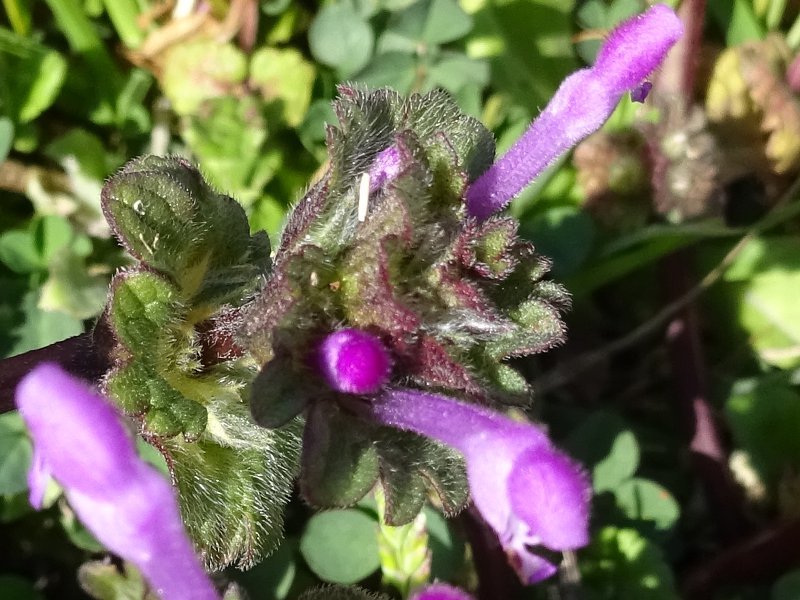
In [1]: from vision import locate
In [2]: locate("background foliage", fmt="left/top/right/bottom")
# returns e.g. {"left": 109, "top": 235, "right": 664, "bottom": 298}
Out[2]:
{"left": 2, "top": 0, "right": 800, "bottom": 598}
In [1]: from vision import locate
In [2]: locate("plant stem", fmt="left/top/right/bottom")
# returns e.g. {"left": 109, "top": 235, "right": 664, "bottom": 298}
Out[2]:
{"left": 683, "top": 519, "right": 800, "bottom": 598}
{"left": 0, "top": 333, "right": 109, "bottom": 414}
{"left": 662, "top": 251, "right": 751, "bottom": 542}
{"left": 459, "top": 508, "right": 524, "bottom": 600}
{"left": 652, "top": 0, "right": 751, "bottom": 544}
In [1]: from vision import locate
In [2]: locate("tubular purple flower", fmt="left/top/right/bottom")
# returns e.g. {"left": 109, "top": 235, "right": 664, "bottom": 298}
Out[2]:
{"left": 410, "top": 583, "right": 475, "bottom": 600}
{"left": 366, "top": 389, "right": 591, "bottom": 584}
{"left": 16, "top": 363, "right": 219, "bottom": 600}
{"left": 465, "top": 3, "right": 683, "bottom": 220}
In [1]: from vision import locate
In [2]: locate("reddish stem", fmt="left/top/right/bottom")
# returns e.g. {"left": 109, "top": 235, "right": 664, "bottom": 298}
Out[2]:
{"left": 0, "top": 333, "right": 109, "bottom": 414}
{"left": 684, "top": 519, "right": 800, "bottom": 598}
{"left": 459, "top": 507, "right": 525, "bottom": 600}
{"left": 662, "top": 253, "right": 751, "bottom": 542}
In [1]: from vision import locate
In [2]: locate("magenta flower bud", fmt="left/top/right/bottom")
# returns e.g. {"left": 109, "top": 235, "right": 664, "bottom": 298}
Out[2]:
{"left": 465, "top": 3, "right": 683, "bottom": 220}
{"left": 318, "top": 329, "right": 392, "bottom": 394}
{"left": 16, "top": 364, "right": 219, "bottom": 600}
{"left": 410, "top": 583, "right": 474, "bottom": 600}
{"left": 366, "top": 389, "right": 591, "bottom": 583}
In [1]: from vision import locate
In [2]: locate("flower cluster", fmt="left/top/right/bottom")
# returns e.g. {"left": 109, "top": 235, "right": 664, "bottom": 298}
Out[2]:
{"left": 15, "top": 3, "right": 682, "bottom": 593}
{"left": 242, "top": 0, "right": 682, "bottom": 577}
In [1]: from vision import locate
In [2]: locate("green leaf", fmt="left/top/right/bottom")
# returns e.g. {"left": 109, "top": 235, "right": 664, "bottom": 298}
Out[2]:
{"left": 0, "top": 575, "right": 43, "bottom": 600}
{"left": 61, "top": 511, "right": 105, "bottom": 553}
{"left": 773, "top": 569, "right": 800, "bottom": 600}
{"left": 40, "top": 246, "right": 108, "bottom": 320}
{"left": 351, "top": 52, "right": 417, "bottom": 93}
{"left": 468, "top": 0, "right": 578, "bottom": 115}
{"left": 299, "top": 585, "right": 389, "bottom": 600}
{"left": 376, "top": 430, "right": 468, "bottom": 524}
{"left": 595, "top": 431, "right": 640, "bottom": 494}
{"left": 6, "top": 289, "right": 83, "bottom": 357}
{"left": 77, "top": 561, "right": 150, "bottom": 600}
{"left": 300, "top": 509, "right": 381, "bottom": 584}
{"left": 45, "top": 129, "right": 115, "bottom": 181}
{"left": 613, "top": 478, "right": 680, "bottom": 532}
{"left": 0, "top": 412, "right": 32, "bottom": 495}
{"left": 565, "top": 411, "right": 640, "bottom": 493}
{"left": 724, "top": 237, "right": 800, "bottom": 368}
{"left": 0, "top": 117, "right": 13, "bottom": 161}
{"left": 426, "top": 52, "right": 489, "bottom": 93}
{"left": 182, "top": 97, "right": 280, "bottom": 207}
{"left": 102, "top": 156, "right": 270, "bottom": 306}
{"left": 0, "top": 231, "right": 41, "bottom": 274}
{"left": 309, "top": 3, "right": 374, "bottom": 76}
{"left": 300, "top": 403, "right": 380, "bottom": 508}
{"left": 237, "top": 538, "right": 301, "bottom": 600}
{"left": 519, "top": 206, "right": 595, "bottom": 278}
{"left": 101, "top": 0, "right": 144, "bottom": 49}
{"left": 0, "top": 28, "right": 67, "bottom": 123}
{"left": 249, "top": 47, "right": 316, "bottom": 127}
{"left": 160, "top": 40, "right": 247, "bottom": 116}
{"left": 379, "top": 0, "right": 472, "bottom": 50}
{"left": 708, "top": 0, "right": 765, "bottom": 45}
{"left": 164, "top": 412, "right": 301, "bottom": 570}
{"left": 0, "top": 215, "right": 74, "bottom": 274}
{"left": 726, "top": 376, "right": 800, "bottom": 488}
{"left": 567, "top": 411, "right": 629, "bottom": 461}
{"left": 250, "top": 353, "right": 314, "bottom": 429}
{"left": 424, "top": 506, "right": 465, "bottom": 582}
{"left": 2, "top": 0, "right": 33, "bottom": 35}
{"left": 105, "top": 271, "right": 207, "bottom": 439}
{"left": 581, "top": 527, "right": 678, "bottom": 599}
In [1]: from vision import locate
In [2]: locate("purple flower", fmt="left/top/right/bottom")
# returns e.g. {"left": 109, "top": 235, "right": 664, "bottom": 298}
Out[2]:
{"left": 366, "top": 388, "right": 590, "bottom": 583}
{"left": 465, "top": 3, "right": 683, "bottom": 220}
{"left": 410, "top": 583, "right": 474, "bottom": 600}
{"left": 16, "top": 363, "right": 219, "bottom": 600}
{"left": 317, "top": 328, "right": 590, "bottom": 583}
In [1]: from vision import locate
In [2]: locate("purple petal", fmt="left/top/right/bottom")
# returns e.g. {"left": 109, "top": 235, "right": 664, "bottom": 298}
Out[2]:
{"left": 463, "top": 426, "right": 542, "bottom": 538}
{"left": 27, "top": 449, "right": 51, "bottom": 509}
{"left": 317, "top": 329, "right": 393, "bottom": 394}
{"left": 507, "top": 545, "right": 558, "bottom": 584}
{"left": 67, "top": 460, "right": 215, "bottom": 599}
{"left": 465, "top": 3, "right": 683, "bottom": 220}
{"left": 16, "top": 364, "right": 219, "bottom": 600}
{"left": 410, "top": 583, "right": 475, "bottom": 600}
{"left": 507, "top": 446, "right": 591, "bottom": 550}
{"left": 368, "top": 388, "right": 590, "bottom": 584}
{"left": 593, "top": 4, "right": 682, "bottom": 90}
{"left": 16, "top": 363, "right": 140, "bottom": 499}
